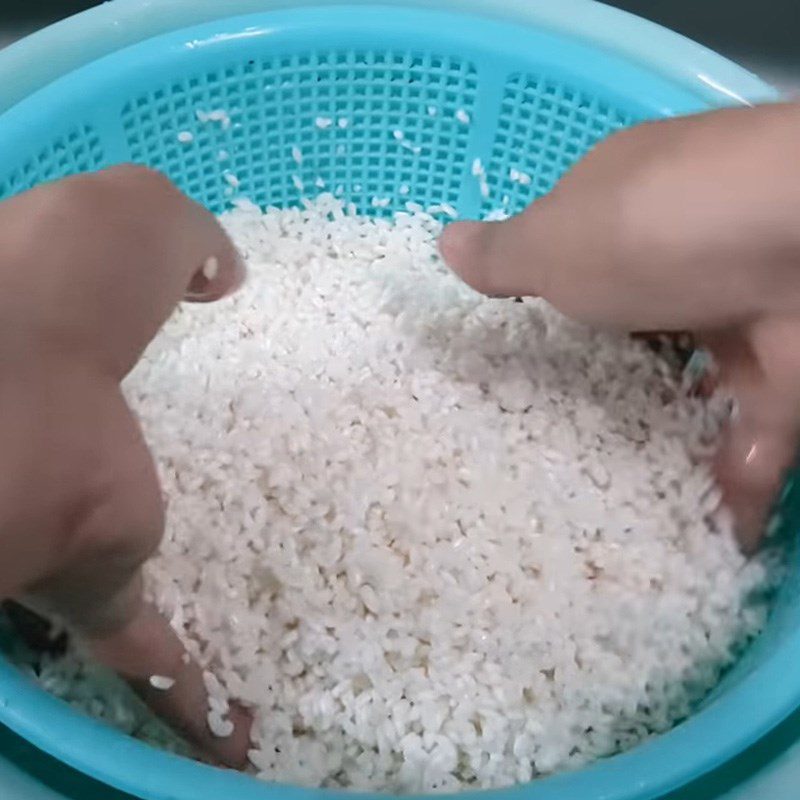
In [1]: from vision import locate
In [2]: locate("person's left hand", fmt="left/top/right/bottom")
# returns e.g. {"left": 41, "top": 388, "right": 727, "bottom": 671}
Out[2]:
{"left": 0, "top": 165, "right": 250, "bottom": 765}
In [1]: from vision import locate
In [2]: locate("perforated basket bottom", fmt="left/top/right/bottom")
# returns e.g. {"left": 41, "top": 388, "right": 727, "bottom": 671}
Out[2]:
{"left": 0, "top": 7, "right": 692, "bottom": 221}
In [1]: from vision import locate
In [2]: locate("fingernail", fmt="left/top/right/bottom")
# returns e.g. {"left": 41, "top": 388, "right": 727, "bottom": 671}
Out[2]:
{"left": 185, "top": 251, "right": 247, "bottom": 300}
{"left": 185, "top": 256, "right": 218, "bottom": 299}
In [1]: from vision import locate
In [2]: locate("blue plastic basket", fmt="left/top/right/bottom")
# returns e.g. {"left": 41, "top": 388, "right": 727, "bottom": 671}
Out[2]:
{"left": 0, "top": 2, "right": 797, "bottom": 800}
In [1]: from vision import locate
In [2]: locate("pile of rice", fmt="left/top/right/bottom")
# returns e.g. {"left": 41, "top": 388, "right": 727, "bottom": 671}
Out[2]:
{"left": 18, "top": 196, "right": 773, "bottom": 791}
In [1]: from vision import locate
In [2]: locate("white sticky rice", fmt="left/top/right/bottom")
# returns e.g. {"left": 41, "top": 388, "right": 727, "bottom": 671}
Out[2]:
{"left": 17, "top": 196, "right": 773, "bottom": 791}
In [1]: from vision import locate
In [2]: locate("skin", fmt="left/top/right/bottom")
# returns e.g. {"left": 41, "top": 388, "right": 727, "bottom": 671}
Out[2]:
{"left": 0, "top": 165, "right": 250, "bottom": 766}
{"left": 440, "top": 103, "right": 800, "bottom": 553}
{"left": 1, "top": 103, "right": 798, "bottom": 763}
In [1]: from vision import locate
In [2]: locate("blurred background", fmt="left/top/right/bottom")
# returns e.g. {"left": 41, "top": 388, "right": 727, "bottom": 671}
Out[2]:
{"left": 0, "top": 0, "right": 798, "bottom": 92}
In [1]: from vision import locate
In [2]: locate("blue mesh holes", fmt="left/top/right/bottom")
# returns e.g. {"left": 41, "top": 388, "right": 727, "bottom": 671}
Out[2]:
{"left": 122, "top": 50, "right": 478, "bottom": 216}
{"left": 483, "top": 73, "right": 633, "bottom": 215}
{"left": 0, "top": 124, "right": 104, "bottom": 200}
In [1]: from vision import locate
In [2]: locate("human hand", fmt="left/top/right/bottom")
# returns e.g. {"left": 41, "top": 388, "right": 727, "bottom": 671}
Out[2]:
{"left": 0, "top": 165, "right": 250, "bottom": 764}
{"left": 440, "top": 104, "right": 800, "bottom": 551}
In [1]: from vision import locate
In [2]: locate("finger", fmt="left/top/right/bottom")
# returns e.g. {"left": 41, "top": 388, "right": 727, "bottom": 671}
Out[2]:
{"left": 85, "top": 165, "right": 246, "bottom": 304}
{"left": 7, "top": 165, "right": 247, "bottom": 376}
{"left": 184, "top": 251, "right": 246, "bottom": 303}
{"left": 714, "top": 421, "right": 796, "bottom": 553}
{"left": 438, "top": 203, "right": 554, "bottom": 299}
{"left": 85, "top": 599, "right": 252, "bottom": 768}
{"left": 13, "top": 580, "right": 252, "bottom": 766}
{"left": 17, "top": 386, "right": 253, "bottom": 765}
{"left": 21, "top": 386, "right": 165, "bottom": 635}
{"left": 12, "top": 164, "right": 245, "bottom": 305}
{"left": 706, "top": 319, "right": 800, "bottom": 551}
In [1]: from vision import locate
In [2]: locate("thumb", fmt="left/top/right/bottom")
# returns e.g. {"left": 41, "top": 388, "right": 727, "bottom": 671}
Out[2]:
{"left": 71, "top": 165, "right": 247, "bottom": 305}
{"left": 438, "top": 208, "right": 555, "bottom": 299}
{"left": 86, "top": 595, "right": 252, "bottom": 768}
{"left": 102, "top": 165, "right": 246, "bottom": 305}
{"left": 184, "top": 249, "right": 245, "bottom": 303}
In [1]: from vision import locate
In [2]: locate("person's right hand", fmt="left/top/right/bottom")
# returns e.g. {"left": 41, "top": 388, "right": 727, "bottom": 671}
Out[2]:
{"left": 440, "top": 103, "right": 800, "bottom": 552}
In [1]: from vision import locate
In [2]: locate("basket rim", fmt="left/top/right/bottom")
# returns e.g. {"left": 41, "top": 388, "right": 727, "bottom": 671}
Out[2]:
{"left": 0, "top": 0, "right": 779, "bottom": 115}
{"left": 0, "top": 4, "right": 793, "bottom": 800}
